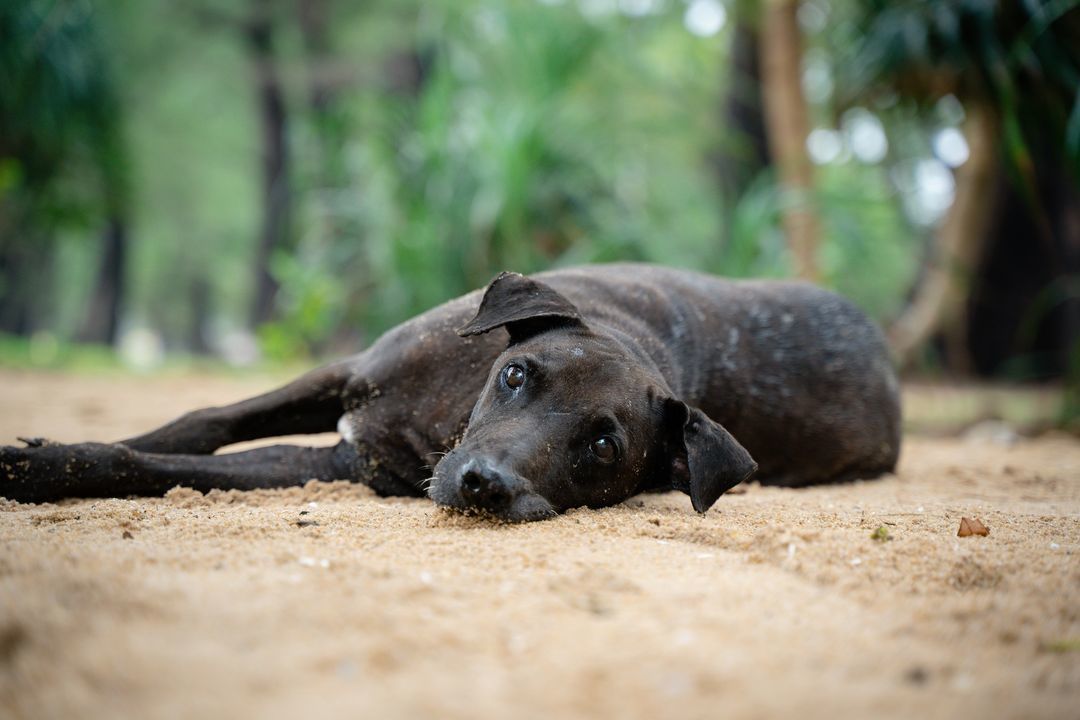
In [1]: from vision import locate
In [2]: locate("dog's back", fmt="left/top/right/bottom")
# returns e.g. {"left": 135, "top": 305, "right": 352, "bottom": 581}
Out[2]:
{"left": 529, "top": 264, "right": 901, "bottom": 483}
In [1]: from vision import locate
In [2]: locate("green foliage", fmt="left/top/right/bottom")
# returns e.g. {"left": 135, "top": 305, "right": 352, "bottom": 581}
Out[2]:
{"left": 836, "top": 0, "right": 1080, "bottom": 176}
{"left": 10, "top": 0, "right": 1069, "bottom": 370}
{"left": 816, "top": 162, "right": 917, "bottom": 320}
{"left": 111, "top": 0, "right": 259, "bottom": 341}
{"left": 1040, "top": 638, "right": 1080, "bottom": 654}
{"left": 285, "top": 0, "right": 734, "bottom": 343}
{"left": 0, "top": 0, "right": 127, "bottom": 332}
{"left": 258, "top": 249, "right": 347, "bottom": 361}
{"left": 274, "top": 0, "right": 917, "bottom": 349}
{"left": 720, "top": 172, "right": 790, "bottom": 278}
{"left": 1063, "top": 339, "right": 1080, "bottom": 430}
{"left": 0, "top": 332, "right": 120, "bottom": 371}
{"left": 0, "top": 0, "right": 120, "bottom": 207}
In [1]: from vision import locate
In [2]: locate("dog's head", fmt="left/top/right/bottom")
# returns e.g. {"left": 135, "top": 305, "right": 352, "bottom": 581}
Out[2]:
{"left": 428, "top": 272, "right": 757, "bottom": 521}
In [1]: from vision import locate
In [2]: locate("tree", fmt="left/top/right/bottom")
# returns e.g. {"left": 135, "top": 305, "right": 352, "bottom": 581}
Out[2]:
{"left": 760, "top": 0, "right": 820, "bottom": 280}
{"left": 0, "top": 1, "right": 127, "bottom": 340}
{"left": 713, "top": 0, "right": 770, "bottom": 204}
{"left": 840, "top": 0, "right": 1080, "bottom": 372}
{"left": 77, "top": 82, "right": 132, "bottom": 346}
{"left": 185, "top": 0, "right": 297, "bottom": 331}
{"left": 886, "top": 104, "right": 999, "bottom": 368}
{"left": 245, "top": 0, "right": 292, "bottom": 328}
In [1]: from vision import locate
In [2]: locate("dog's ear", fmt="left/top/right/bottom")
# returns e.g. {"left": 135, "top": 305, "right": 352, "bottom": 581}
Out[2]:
{"left": 662, "top": 398, "right": 757, "bottom": 513}
{"left": 458, "top": 271, "right": 586, "bottom": 343}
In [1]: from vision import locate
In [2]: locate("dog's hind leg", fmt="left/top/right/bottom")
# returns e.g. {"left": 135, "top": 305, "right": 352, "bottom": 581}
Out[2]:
{"left": 120, "top": 360, "right": 357, "bottom": 455}
{"left": 0, "top": 439, "right": 364, "bottom": 503}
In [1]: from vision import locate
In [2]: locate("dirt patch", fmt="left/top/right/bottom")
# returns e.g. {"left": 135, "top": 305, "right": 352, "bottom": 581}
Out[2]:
{"left": 0, "top": 369, "right": 1077, "bottom": 719}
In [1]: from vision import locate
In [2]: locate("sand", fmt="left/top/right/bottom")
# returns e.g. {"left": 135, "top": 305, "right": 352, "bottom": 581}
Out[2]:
{"left": 0, "top": 368, "right": 1077, "bottom": 719}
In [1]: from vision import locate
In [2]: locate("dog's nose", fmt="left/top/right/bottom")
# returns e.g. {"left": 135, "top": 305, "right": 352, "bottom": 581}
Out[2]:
{"left": 458, "top": 460, "right": 513, "bottom": 510}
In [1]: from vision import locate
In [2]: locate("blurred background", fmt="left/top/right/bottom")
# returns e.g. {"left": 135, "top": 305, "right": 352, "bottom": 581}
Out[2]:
{"left": 0, "top": 0, "right": 1077, "bottom": 429}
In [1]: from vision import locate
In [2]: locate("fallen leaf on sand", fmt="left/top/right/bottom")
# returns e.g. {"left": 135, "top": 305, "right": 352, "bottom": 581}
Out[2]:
{"left": 957, "top": 517, "right": 989, "bottom": 537}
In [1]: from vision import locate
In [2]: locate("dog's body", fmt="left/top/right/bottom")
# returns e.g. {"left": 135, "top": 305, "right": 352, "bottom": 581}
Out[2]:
{"left": 1, "top": 264, "right": 901, "bottom": 519}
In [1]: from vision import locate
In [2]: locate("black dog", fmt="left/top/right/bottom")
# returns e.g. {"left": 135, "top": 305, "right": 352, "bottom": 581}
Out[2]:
{"left": 0, "top": 264, "right": 901, "bottom": 521}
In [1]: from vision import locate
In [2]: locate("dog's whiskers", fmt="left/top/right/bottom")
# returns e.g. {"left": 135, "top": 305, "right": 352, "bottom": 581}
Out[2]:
{"left": 421, "top": 451, "right": 450, "bottom": 473}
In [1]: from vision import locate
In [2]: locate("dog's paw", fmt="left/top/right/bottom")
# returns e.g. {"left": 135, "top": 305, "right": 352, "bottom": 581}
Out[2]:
{"left": 16, "top": 436, "right": 54, "bottom": 448}
{"left": 1, "top": 442, "right": 133, "bottom": 503}
{"left": 1, "top": 442, "right": 89, "bottom": 503}
{"left": 0, "top": 444, "right": 43, "bottom": 502}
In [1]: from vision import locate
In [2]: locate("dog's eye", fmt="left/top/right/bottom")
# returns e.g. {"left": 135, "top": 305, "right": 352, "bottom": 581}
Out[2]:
{"left": 590, "top": 436, "right": 617, "bottom": 464}
{"left": 504, "top": 364, "right": 526, "bottom": 389}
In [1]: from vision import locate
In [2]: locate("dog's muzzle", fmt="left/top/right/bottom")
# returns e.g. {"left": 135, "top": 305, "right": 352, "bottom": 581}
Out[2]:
{"left": 429, "top": 452, "right": 556, "bottom": 522}
{"left": 456, "top": 457, "right": 521, "bottom": 512}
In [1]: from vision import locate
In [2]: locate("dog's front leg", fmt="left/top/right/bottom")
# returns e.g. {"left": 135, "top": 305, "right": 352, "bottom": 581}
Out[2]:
{"left": 120, "top": 360, "right": 357, "bottom": 455}
{"left": 0, "top": 440, "right": 360, "bottom": 503}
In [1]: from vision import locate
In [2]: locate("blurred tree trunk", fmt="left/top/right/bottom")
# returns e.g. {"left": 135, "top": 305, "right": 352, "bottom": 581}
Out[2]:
{"left": 76, "top": 216, "right": 127, "bottom": 345}
{"left": 298, "top": 0, "right": 332, "bottom": 113}
{"left": 247, "top": 0, "right": 292, "bottom": 328}
{"left": 760, "top": 0, "right": 819, "bottom": 281}
{"left": 298, "top": 0, "right": 361, "bottom": 354}
{"left": 888, "top": 104, "right": 999, "bottom": 368}
{"left": 383, "top": 49, "right": 431, "bottom": 97}
{"left": 187, "top": 275, "right": 211, "bottom": 354}
{"left": 713, "top": 0, "right": 770, "bottom": 202}
{"left": 0, "top": 239, "right": 42, "bottom": 336}
{"left": 298, "top": 0, "right": 344, "bottom": 183}
{"left": 965, "top": 129, "right": 1080, "bottom": 380}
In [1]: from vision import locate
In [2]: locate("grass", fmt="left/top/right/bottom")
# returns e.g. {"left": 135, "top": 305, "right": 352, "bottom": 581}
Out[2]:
{"left": 0, "top": 333, "right": 304, "bottom": 379}
{"left": 902, "top": 381, "right": 1067, "bottom": 434}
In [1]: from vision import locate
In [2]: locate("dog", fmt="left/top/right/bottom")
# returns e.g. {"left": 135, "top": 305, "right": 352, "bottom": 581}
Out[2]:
{"left": 0, "top": 264, "right": 901, "bottom": 521}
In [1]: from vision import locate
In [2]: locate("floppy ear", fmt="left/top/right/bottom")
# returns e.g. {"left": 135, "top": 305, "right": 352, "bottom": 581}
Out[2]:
{"left": 457, "top": 271, "right": 586, "bottom": 344}
{"left": 663, "top": 398, "right": 757, "bottom": 513}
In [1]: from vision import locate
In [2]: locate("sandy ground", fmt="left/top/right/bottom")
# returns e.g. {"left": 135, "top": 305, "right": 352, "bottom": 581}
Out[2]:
{"left": 0, "top": 368, "right": 1078, "bottom": 720}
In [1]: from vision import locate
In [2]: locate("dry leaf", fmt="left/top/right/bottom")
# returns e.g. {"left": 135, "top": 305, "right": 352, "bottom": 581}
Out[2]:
{"left": 957, "top": 517, "right": 989, "bottom": 537}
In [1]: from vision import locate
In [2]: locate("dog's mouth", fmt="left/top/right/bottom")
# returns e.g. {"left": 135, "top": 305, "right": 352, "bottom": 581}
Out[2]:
{"left": 430, "top": 496, "right": 558, "bottom": 523}
{"left": 427, "top": 460, "right": 557, "bottom": 523}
